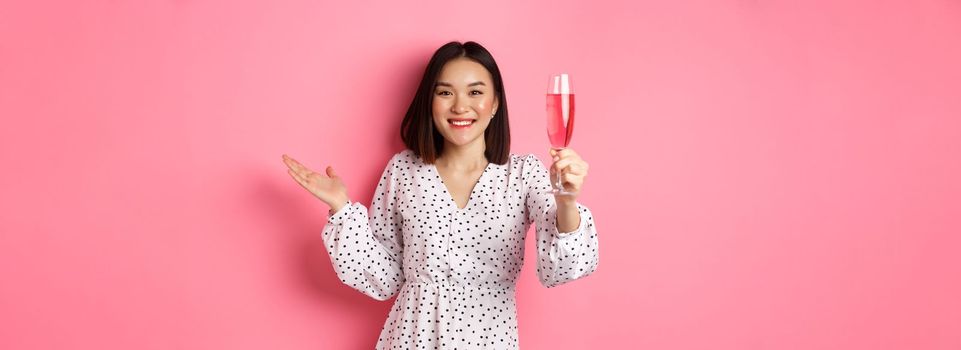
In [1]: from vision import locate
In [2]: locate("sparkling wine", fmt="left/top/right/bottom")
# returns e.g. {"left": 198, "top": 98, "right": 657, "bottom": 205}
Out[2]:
{"left": 546, "top": 93, "right": 575, "bottom": 149}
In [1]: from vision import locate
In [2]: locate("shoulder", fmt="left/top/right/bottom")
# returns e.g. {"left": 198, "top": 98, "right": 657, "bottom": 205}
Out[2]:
{"left": 388, "top": 149, "right": 421, "bottom": 163}
{"left": 394, "top": 149, "right": 417, "bottom": 163}
{"left": 386, "top": 149, "right": 425, "bottom": 171}
{"left": 510, "top": 153, "right": 545, "bottom": 167}
{"left": 507, "top": 153, "right": 549, "bottom": 177}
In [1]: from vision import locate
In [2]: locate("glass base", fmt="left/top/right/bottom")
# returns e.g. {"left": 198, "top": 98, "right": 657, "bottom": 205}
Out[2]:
{"left": 543, "top": 188, "right": 576, "bottom": 196}
{"left": 542, "top": 168, "right": 576, "bottom": 196}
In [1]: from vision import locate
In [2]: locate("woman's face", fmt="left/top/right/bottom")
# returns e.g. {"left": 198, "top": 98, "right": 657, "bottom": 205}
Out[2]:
{"left": 432, "top": 58, "right": 499, "bottom": 149}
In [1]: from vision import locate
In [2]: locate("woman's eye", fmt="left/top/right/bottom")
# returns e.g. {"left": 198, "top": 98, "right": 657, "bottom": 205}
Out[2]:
{"left": 471, "top": 90, "right": 483, "bottom": 95}
{"left": 436, "top": 91, "right": 451, "bottom": 96}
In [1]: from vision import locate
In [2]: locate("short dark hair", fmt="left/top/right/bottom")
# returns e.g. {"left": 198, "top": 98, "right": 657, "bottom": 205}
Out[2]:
{"left": 401, "top": 41, "right": 510, "bottom": 165}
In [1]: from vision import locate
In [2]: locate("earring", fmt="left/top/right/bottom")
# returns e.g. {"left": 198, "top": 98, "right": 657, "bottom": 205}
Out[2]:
{"left": 491, "top": 113, "right": 495, "bottom": 118}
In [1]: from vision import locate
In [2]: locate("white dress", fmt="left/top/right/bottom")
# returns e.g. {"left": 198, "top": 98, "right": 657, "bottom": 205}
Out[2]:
{"left": 322, "top": 149, "right": 599, "bottom": 349}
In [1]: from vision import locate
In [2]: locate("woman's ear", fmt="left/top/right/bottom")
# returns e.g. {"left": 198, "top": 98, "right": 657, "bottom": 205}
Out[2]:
{"left": 492, "top": 96, "right": 499, "bottom": 116}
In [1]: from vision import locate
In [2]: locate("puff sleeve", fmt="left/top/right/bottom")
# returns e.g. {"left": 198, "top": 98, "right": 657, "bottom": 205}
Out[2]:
{"left": 522, "top": 154, "right": 600, "bottom": 288}
{"left": 321, "top": 154, "right": 405, "bottom": 301}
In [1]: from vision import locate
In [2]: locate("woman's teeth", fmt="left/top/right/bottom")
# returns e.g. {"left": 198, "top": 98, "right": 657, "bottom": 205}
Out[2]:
{"left": 451, "top": 120, "right": 474, "bottom": 126}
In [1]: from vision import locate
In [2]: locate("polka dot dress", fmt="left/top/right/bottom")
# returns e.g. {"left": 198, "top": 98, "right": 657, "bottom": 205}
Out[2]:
{"left": 322, "top": 149, "right": 599, "bottom": 349}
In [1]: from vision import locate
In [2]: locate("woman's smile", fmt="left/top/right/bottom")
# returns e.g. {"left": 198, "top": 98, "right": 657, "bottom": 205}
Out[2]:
{"left": 449, "top": 118, "right": 476, "bottom": 129}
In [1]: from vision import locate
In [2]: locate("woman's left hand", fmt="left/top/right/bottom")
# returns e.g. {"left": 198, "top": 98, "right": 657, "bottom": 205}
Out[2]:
{"left": 549, "top": 148, "right": 589, "bottom": 202}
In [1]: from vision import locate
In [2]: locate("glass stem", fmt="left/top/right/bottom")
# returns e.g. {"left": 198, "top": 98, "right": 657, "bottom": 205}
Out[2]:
{"left": 555, "top": 168, "right": 565, "bottom": 193}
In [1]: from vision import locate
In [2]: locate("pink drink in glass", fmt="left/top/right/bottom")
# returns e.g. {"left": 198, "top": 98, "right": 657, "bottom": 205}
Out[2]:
{"left": 546, "top": 93, "right": 575, "bottom": 148}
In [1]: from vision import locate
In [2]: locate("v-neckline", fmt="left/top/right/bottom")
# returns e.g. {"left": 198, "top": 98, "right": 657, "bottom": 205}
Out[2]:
{"left": 430, "top": 161, "right": 492, "bottom": 211}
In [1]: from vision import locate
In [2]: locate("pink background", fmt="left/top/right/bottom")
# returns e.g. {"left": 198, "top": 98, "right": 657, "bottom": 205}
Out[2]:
{"left": 2, "top": 0, "right": 960, "bottom": 349}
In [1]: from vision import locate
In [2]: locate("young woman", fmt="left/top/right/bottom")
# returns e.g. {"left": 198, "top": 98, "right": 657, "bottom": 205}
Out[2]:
{"left": 282, "top": 41, "right": 599, "bottom": 349}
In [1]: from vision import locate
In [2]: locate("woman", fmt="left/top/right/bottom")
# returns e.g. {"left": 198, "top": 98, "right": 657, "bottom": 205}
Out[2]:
{"left": 282, "top": 41, "right": 599, "bottom": 349}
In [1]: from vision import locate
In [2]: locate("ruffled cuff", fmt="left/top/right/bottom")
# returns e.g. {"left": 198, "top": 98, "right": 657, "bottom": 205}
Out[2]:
{"left": 326, "top": 201, "right": 353, "bottom": 224}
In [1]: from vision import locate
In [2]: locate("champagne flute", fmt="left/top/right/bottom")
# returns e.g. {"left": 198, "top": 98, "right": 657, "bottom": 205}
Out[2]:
{"left": 545, "top": 73, "right": 576, "bottom": 196}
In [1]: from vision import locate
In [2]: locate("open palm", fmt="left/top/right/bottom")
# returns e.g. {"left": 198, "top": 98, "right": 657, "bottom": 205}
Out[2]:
{"left": 282, "top": 154, "right": 349, "bottom": 210}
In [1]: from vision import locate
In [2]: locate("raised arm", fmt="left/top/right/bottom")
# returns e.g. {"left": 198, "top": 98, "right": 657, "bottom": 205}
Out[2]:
{"left": 523, "top": 153, "right": 599, "bottom": 288}
{"left": 283, "top": 154, "right": 405, "bottom": 300}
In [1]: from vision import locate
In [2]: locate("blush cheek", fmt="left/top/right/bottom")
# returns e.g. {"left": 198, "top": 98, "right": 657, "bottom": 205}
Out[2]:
{"left": 476, "top": 100, "right": 494, "bottom": 116}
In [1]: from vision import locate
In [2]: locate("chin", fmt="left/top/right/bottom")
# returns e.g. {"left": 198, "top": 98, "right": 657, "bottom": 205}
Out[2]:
{"left": 444, "top": 134, "right": 484, "bottom": 147}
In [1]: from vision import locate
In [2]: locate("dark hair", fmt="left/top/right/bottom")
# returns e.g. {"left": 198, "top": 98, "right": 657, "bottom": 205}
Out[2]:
{"left": 401, "top": 41, "right": 510, "bottom": 165}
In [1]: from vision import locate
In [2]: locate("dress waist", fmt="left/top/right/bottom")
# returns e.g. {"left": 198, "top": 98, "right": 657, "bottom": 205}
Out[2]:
{"left": 404, "top": 279, "right": 516, "bottom": 291}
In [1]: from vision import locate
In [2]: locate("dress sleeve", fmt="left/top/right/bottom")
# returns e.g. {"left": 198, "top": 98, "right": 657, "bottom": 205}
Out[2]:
{"left": 321, "top": 154, "right": 405, "bottom": 301}
{"left": 522, "top": 154, "right": 600, "bottom": 288}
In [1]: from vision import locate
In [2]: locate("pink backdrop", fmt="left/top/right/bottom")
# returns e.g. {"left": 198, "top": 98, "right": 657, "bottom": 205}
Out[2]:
{"left": 2, "top": 0, "right": 960, "bottom": 349}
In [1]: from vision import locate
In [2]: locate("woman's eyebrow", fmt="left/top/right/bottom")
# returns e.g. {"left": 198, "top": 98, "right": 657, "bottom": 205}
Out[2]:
{"left": 435, "top": 81, "right": 487, "bottom": 87}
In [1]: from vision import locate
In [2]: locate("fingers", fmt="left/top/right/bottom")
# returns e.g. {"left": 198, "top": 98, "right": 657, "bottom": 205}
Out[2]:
{"left": 550, "top": 155, "right": 588, "bottom": 176}
{"left": 282, "top": 154, "right": 306, "bottom": 172}
{"left": 565, "top": 162, "right": 587, "bottom": 176}
{"left": 560, "top": 172, "right": 584, "bottom": 191}
{"left": 552, "top": 158, "right": 574, "bottom": 174}
{"left": 549, "top": 168, "right": 582, "bottom": 194}
{"left": 550, "top": 148, "right": 578, "bottom": 160}
{"left": 282, "top": 154, "right": 317, "bottom": 179}
{"left": 282, "top": 154, "right": 304, "bottom": 172}
{"left": 287, "top": 168, "right": 311, "bottom": 190}
{"left": 548, "top": 148, "right": 588, "bottom": 194}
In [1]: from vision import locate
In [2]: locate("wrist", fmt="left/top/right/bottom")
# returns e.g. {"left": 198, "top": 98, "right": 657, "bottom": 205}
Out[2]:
{"left": 555, "top": 196, "right": 577, "bottom": 208}
{"left": 329, "top": 196, "right": 350, "bottom": 215}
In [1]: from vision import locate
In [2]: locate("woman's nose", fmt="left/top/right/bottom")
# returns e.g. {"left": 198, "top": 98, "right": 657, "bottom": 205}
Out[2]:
{"left": 451, "top": 100, "right": 469, "bottom": 114}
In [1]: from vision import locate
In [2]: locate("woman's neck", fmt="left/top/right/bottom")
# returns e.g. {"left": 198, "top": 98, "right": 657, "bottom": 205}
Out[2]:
{"left": 437, "top": 140, "right": 488, "bottom": 171}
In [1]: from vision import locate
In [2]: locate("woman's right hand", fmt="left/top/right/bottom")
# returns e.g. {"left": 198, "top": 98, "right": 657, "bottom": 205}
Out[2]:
{"left": 282, "top": 154, "right": 350, "bottom": 212}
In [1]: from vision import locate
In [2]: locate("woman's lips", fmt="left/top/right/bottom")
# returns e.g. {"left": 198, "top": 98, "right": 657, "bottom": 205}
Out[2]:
{"left": 449, "top": 119, "right": 475, "bottom": 129}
